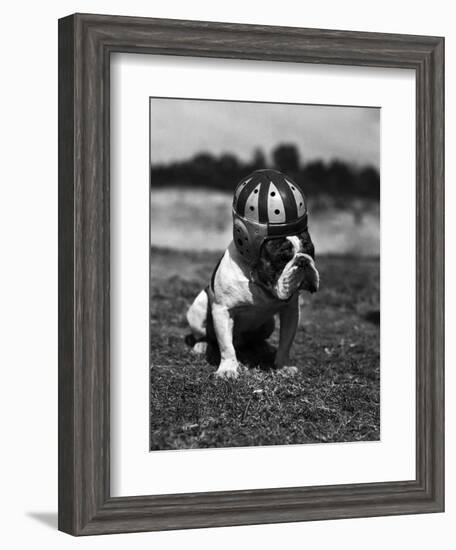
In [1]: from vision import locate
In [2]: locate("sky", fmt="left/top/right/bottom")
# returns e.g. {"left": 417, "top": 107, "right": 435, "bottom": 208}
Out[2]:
{"left": 150, "top": 98, "right": 380, "bottom": 169}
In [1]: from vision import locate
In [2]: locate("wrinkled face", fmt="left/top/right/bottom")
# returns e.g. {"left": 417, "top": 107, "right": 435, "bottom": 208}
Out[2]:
{"left": 253, "top": 231, "right": 320, "bottom": 300}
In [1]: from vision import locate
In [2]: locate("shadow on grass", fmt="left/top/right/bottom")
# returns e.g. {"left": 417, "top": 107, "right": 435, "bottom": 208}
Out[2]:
{"left": 203, "top": 339, "right": 277, "bottom": 371}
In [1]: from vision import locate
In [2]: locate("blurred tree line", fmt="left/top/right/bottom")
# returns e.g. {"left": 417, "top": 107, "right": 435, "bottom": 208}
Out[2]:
{"left": 150, "top": 143, "right": 379, "bottom": 201}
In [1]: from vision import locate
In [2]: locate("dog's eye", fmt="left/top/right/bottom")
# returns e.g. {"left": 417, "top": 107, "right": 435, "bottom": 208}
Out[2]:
{"left": 280, "top": 241, "right": 293, "bottom": 253}
{"left": 276, "top": 240, "right": 293, "bottom": 260}
{"left": 263, "top": 239, "right": 294, "bottom": 264}
{"left": 264, "top": 239, "right": 283, "bottom": 255}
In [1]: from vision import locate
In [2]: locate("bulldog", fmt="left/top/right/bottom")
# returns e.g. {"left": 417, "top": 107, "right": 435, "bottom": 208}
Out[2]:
{"left": 186, "top": 231, "right": 319, "bottom": 379}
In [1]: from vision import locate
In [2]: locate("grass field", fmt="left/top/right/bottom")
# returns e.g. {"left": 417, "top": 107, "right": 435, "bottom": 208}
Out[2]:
{"left": 150, "top": 246, "right": 380, "bottom": 450}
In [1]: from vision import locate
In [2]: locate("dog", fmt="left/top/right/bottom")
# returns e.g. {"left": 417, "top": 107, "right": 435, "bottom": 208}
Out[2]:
{"left": 186, "top": 231, "right": 319, "bottom": 379}
{"left": 186, "top": 169, "right": 319, "bottom": 379}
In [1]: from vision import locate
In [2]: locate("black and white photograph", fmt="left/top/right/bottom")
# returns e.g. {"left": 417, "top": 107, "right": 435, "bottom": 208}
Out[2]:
{"left": 0, "top": 0, "right": 448, "bottom": 544}
{"left": 149, "top": 97, "right": 380, "bottom": 450}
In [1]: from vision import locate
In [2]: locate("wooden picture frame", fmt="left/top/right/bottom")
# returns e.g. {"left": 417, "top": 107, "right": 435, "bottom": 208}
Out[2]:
{"left": 58, "top": 13, "right": 444, "bottom": 535}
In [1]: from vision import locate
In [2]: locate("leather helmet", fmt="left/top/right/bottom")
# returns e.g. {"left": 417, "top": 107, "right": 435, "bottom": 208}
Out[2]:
{"left": 232, "top": 169, "right": 308, "bottom": 265}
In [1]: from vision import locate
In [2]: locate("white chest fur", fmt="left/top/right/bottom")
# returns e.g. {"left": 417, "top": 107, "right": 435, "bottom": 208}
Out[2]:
{"left": 212, "top": 243, "right": 290, "bottom": 331}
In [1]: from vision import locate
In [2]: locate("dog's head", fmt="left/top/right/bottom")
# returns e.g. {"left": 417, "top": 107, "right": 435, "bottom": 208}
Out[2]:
{"left": 252, "top": 231, "right": 319, "bottom": 300}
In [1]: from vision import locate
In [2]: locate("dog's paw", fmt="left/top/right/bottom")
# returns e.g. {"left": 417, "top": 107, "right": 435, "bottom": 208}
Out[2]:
{"left": 275, "top": 365, "right": 298, "bottom": 376}
{"left": 281, "top": 366, "right": 298, "bottom": 376}
{"left": 191, "top": 341, "right": 208, "bottom": 355}
{"left": 216, "top": 358, "right": 240, "bottom": 380}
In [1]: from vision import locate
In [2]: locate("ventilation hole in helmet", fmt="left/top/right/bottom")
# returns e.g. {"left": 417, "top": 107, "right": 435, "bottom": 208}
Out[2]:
{"left": 249, "top": 206, "right": 255, "bottom": 211}
{"left": 270, "top": 191, "right": 276, "bottom": 197}
{"left": 254, "top": 189, "right": 258, "bottom": 194}
{"left": 274, "top": 209, "right": 280, "bottom": 215}
{"left": 237, "top": 238, "right": 243, "bottom": 246}
{"left": 299, "top": 202, "right": 303, "bottom": 207}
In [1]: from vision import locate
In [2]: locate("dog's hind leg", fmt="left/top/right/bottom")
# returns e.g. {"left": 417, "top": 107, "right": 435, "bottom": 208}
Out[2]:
{"left": 186, "top": 289, "right": 210, "bottom": 355}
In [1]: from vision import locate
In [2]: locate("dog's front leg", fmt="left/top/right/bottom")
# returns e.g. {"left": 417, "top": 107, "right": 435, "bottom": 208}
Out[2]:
{"left": 212, "top": 303, "right": 239, "bottom": 379}
{"left": 275, "top": 293, "right": 299, "bottom": 374}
